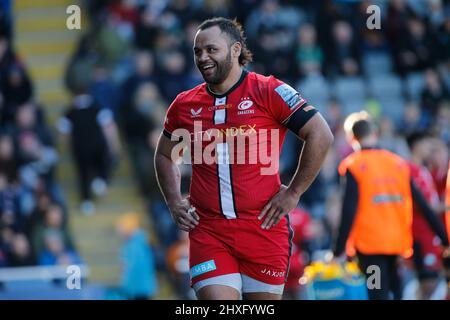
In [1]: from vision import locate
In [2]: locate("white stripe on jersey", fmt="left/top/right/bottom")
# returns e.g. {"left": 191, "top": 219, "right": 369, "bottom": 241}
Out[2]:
{"left": 217, "top": 142, "right": 236, "bottom": 219}
{"left": 214, "top": 97, "right": 226, "bottom": 124}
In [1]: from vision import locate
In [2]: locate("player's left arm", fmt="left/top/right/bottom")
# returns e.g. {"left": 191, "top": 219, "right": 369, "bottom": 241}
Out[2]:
{"left": 258, "top": 78, "right": 333, "bottom": 229}
{"left": 259, "top": 111, "right": 333, "bottom": 229}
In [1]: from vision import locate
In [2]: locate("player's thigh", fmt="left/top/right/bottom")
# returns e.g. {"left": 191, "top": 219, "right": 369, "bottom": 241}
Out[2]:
{"left": 189, "top": 221, "right": 241, "bottom": 297}
{"left": 243, "top": 292, "right": 282, "bottom": 300}
{"left": 236, "top": 219, "right": 291, "bottom": 297}
{"left": 197, "top": 284, "right": 241, "bottom": 300}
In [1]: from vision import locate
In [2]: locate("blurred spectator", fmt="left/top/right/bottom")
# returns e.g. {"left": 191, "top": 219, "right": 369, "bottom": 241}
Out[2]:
{"left": 378, "top": 116, "right": 410, "bottom": 159}
{"left": 7, "top": 233, "right": 35, "bottom": 267}
{"left": 116, "top": 212, "right": 158, "bottom": 300}
{"left": 134, "top": 2, "right": 163, "bottom": 50}
{"left": 121, "top": 82, "right": 166, "bottom": 198}
{"left": 246, "top": 0, "right": 303, "bottom": 80}
{"left": 89, "top": 64, "right": 121, "bottom": 119}
{"left": 0, "top": 172, "right": 25, "bottom": 234}
{"left": 406, "top": 132, "right": 444, "bottom": 300}
{"left": 0, "top": 63, "right": 33, "bottom": 126}
{"left": 435, "top": 8, "right": 450, "bottom": 63}
{"left": 327, "top": 20, "right": 361, "bottom": 76}
{"left": 394, "top": 16, "right": 437, "bottom": 75}
{"left": 295, "top": 23, "right": 324, "bottom": 77}
{"left": 158, "top": 50, "right": 190, "bottom": 102}
{"left": 0, "top": 0, "right": 12, "bottom": 39}
{"left": 59, "top": 64, "right": 121, "bottom": 215}
{"left": 427, "top": 138, "right": 449, "bottom": 206}
{"left": 386, "top": 0, "right": 415, "bottom": 41}
{"left": 38, "top": 229, "right": 81, "bottom": 266}
{"left": 31, "top": 204, "right": 75, "bottom": 261}
{"left": 166, "top": 230, "right": 192, "bottom": 299}
{"left": 120, "top": 50, "right": 156, "bottom": 111}
{"left": 421, "top": 68, "right": 450, "bottom": 119}
{"left": 12, "top": 103, "right": 58, "bottom": 192}
{"left": 399, "top": 101, "right": 430, "bottom": 137}
{"left": 433, "top": 101, "right": 450, "bottom": 144}
{"left": 428, "top": 0, "right": 446, "bottom": 30}
{"left": 0, "top": 134, "right": 17, "bottom": 184}
{"left": 200, "top": 0, "right": 235, "bottom": 20}
{"left": 284, "top": 207, "right": 314, "bottom": 300}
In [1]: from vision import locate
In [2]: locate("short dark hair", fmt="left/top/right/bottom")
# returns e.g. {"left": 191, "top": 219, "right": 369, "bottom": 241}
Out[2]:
{"left": 406, "top": 131, "right": 431, "bottom": 150}
{"left": 351, "top": 119, "right": 374, "bottom": 140}
{"left": 198, "top": 17, "right": 253, "bottom": 67}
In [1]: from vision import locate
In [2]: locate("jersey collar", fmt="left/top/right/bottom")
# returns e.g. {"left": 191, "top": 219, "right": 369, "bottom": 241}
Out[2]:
{"left": 205, "top": 69, "right": 248, "bottom": 98}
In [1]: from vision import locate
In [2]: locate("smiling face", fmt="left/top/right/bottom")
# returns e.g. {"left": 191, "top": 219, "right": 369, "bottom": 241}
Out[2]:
{"left": 193, "top": 26, "right": 238, "bottom": 85}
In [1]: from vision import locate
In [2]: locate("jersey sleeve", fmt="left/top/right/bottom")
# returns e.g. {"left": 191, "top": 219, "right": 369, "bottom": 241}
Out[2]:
{"left": 267, "top": 76, "right": 318, "bottom": 133}
{"left": 163, "top": 94, "right": 181, "bottom": 140}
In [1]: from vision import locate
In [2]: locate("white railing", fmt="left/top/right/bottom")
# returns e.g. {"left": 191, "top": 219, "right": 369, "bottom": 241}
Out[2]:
{"left": 0, "top": 265, "right": 89, "bottom": 282}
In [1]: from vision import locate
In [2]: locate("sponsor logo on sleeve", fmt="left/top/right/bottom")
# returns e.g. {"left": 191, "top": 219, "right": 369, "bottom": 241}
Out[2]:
{"left": 274, "top": 83, "right": 305, "bottom": 110}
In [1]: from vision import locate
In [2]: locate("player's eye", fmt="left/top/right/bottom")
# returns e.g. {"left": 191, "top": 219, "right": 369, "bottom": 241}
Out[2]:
{"left": 207, "top": 48, "right": 216, "bottom": 53}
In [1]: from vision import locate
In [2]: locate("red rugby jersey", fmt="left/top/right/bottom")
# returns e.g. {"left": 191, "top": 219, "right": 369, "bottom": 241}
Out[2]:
{"left": 163, "top": 70, "right": 316, "bottom": 219}
{"left": 409, "top": 162, "right": 440, "bottom": 242}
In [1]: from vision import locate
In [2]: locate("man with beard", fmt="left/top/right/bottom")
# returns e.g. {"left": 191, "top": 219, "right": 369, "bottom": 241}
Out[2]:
{"left": 154, "top": 17, "right": 333, "bottom": 300}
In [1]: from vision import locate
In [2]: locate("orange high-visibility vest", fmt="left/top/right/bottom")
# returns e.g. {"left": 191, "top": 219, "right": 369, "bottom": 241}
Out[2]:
{"left": 446, "top": 161, "right": 450, "bottom": 241}
{"left": 339, "top": 149, "right": 413, "bottom": 257}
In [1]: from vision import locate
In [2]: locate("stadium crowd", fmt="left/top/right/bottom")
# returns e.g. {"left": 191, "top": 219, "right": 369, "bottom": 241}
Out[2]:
{"left": 0, "top": 0, "right": 80, "bottom": 269}
{"left": 1, "top": 0, "right": 450, "bottom": 299}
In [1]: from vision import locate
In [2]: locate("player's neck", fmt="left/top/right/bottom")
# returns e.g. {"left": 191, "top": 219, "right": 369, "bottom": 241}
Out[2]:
{"left": 208, "top": 66, "right": 243, "bottom": 95}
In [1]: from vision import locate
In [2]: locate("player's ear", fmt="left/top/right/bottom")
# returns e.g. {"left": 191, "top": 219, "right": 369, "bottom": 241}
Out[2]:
{"left": 231, "top": 42, "right": 242, "bottom": 60}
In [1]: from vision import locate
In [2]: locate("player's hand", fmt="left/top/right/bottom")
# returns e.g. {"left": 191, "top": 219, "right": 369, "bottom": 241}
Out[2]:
{"left": 168, "top": 198, "right": 199, "bottom": 232}
{"left": 258, "top": 185, "right": 300, "bottom": 229}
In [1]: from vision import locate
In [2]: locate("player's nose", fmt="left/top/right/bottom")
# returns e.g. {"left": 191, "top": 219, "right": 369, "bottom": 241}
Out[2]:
{"left": 197, "top": 51, "right": 211, "bottom": 64}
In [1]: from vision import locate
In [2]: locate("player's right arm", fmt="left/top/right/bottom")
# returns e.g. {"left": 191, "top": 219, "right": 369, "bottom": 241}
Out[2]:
{"left": 154, "top": 133, "right": 199, "bottom": 231}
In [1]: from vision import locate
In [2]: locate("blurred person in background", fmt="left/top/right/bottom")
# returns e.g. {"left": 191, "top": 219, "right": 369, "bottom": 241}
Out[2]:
{"left": 327, "top": 20, "right": 361, "bottom": 76}
{"left": 0, "top": 133, "right": 17, "bottom": 186}
{"left": 433, "top": 101, "right": 450, "bottom": 145}
{"left": 89, "top": 63, "right": 121, "bottom": 120}
{"left": 421, "top": 68, "right": 450, "bottom": 120}
{"left": 295, "top": 23, "right": 324, "bottom": 77}
{"left": 120, "top": 50, "right": 156, "bottom": 116}
{"left": 12, "top": 103, "right": 58, "bottom": 198}
{"left": 121, "top": 81, "right": 166, "bottom": 199}
{"left": 378, "top": 116, "right": 410, "bottom": 159}
{"left": 59, "top": 63, "right": 121, "bottom": 215}
{"left": 395, "top": 16, "right": 437, "bottom": 75}
{"left": 445, "top": 160, "right": 450, "bottom": 297}
{"left": 406, "top": 132, "right": 446, "bottom": 299}
{"left": 245, "top": 0, "right": 303, "bottom": 81}
{"left": 38, "top": 229, "right": 81, "bottom": 266}
{"left": 158, "top": 50, "right": 190, "bottom": 103}
{"left": 116, "top": 212, "right": 158, "bottom": 300}
{"left": 427, "top": 138, "right": 449, "bottom": 211}
{"left": 283, "top": 206, "right": 316, "bottom": 300}
{"left": 166, "top": 230, "right": 193, "bottom": 299}
{"left": 31, "top": 204, "right": 75, "bottom": 262}
{"left": 333, "top": 111, "right": 450, "bottom": 300}
{"left": 7, "top": 232, "right": 34, "bottom": 267}
{"left": 0, "top": 171, "right": 25, "bottom": 236}
{"left": 0, "top": 63, "right": 33, "bottom": 126}
{"left": 399, "top": 101, "right": 429, "bottom": 137}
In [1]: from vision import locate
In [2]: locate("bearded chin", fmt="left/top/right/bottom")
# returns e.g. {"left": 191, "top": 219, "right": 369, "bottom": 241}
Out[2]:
{"left": 203, "top": 53, "right": 233, "bottom": 85}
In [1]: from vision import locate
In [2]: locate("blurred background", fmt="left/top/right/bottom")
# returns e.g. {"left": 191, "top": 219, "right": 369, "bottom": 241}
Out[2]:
{"left": 0, "top": 0, "right": 449, "bottom": 299}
